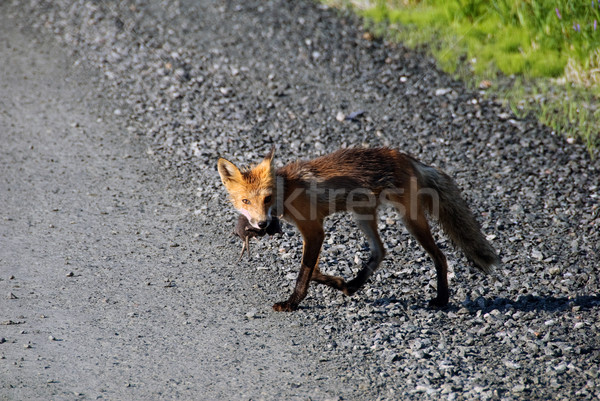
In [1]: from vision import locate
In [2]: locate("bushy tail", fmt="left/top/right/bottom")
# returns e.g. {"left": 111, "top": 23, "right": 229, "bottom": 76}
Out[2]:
{"left": 413, "top": 161, "right": 500, "bottom": 273}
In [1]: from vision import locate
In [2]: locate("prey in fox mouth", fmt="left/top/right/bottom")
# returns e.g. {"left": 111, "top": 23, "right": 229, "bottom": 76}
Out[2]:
{"left": 232, "top": 214, "right": 282, "bottom": 261}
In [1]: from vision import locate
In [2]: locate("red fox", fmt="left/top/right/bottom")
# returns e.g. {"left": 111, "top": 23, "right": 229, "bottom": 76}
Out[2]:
{"left": 217, "top": 147, "right": 499, "bottom": 312}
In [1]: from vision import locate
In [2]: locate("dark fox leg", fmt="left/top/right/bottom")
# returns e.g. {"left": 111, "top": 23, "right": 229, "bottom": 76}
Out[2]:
{"left": 311, "top": 266, "right": 348, "bottom": 292}
{"left": 345, "top": 210, "right": 386, "bottom": 296}
{"left": 273, "top": 220, "right": 324, "bottom": 312}
{"left": 402, "top": 209, "right": 449, "bottom": 307}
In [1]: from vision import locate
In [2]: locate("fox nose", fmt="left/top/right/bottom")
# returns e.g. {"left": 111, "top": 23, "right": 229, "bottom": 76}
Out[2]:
{"left": 258, "top": 220, "right": 268, "bottom": 229}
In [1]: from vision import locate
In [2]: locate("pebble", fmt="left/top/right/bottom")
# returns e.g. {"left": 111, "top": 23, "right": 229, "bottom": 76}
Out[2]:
{"left": 504, "top": 360, "right": 521, "bottom": 369}
{"left": 531, "top": 249, "right": 544, "bottom": 261}
{"left": 554, "top": 363, "right": 568, "bottom": 374}
{"left": 512, "top": 384, "right": 526, "bottom": 393}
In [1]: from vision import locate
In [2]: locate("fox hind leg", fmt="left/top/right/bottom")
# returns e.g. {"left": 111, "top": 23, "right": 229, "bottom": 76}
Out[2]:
{"left": 311, "top": 266, "right": 348, "bottom": 292}
{"left": 345, "top": 210, "right": 386, "bottom": 296}
{"left": 402, "top": 209, "right": 450, "bottom": 307}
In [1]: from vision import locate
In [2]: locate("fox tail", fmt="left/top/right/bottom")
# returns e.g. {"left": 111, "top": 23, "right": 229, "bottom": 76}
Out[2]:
{"left": 412, "top": 160, "right": 500, "bottom": 274}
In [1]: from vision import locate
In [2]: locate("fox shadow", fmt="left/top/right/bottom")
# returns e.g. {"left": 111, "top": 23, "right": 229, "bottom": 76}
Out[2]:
{"left": 453, "top": 294, "right": 600, "bottom": 314}
{"left": 347, "top": 293, "right": 600, "bottom": 314}
{"left": 374, "top": 294, "right": 600, "bottom": 314}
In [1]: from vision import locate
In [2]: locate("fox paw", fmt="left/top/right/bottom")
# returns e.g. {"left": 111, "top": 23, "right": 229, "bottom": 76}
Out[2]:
{"left": 272, "top": 301, "right": 298, "bottom": 312}
{"left": 428, "top": 296, "right": 449, "bottom": 308}
{"left": 343, "top": 284, "right": 359, "bottom": 296}
{"left": 343, "top": 278, "right": 363, "bottom": 296}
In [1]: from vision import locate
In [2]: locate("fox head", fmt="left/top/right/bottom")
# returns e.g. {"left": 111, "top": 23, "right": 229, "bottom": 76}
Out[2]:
{"left": 217, "top": 148, "right": 276, "bottom": 230}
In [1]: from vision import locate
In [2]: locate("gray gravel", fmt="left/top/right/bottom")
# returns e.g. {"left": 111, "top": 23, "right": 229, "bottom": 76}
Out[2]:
{"left": 2, "top": 0, "right": 599, "bottom": 400}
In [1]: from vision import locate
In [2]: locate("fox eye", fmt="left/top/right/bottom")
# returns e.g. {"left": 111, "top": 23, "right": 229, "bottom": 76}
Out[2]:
{"left": 264, "top": 195, "right": 272, "bottom": 204}
{"left": 242, "top": 199, "right": 250, "bottom": 205}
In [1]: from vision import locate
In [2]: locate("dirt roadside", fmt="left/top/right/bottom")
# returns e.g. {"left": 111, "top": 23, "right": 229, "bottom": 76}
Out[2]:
{"left": 0, "top": 16, "right": 351, "bottom": 401}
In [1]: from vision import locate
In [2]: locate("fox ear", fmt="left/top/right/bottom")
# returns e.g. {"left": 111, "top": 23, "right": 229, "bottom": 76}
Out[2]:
{"left": 256, "top": 146, "right": 275, "bottom": 172}
{"left": 217, "top": 158, "right": 242, "bottom": 187}
{"left": 263, "top": 145, "right": 275, "bottom": 163}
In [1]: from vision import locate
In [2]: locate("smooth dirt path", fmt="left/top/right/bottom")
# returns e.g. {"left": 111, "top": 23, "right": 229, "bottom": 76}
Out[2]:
{"left": 0, "top": 18, "right": 347, "bottom": 401}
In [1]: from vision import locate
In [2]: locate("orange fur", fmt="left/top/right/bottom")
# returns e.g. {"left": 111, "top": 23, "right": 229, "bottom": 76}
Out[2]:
{"left": 218, "top": 149, "right": 276, "bottom": 229}
{"left": 218, "top": 147, "right": 499, "bottom": 312}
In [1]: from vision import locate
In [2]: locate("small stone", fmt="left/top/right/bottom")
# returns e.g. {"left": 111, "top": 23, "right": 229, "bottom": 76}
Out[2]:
{"left": 335, "top": 111, "right": 345, "bottom": 122}
{"left": 8, "top": 293, "right": 18, "bottom": 299}
{"left": 345, "top": 110, "right": 365, "bottom": 121}
{"left": 531, "top": 249, "right": 543, "bottom": 261}
{"left": 66, "top": 271, "right": 74, "bottom": 277}
{"left": 504, "top": 359, "right": 521, "bottom": 369}
{"left": 554, "top": 363, "right": 567, "bottom": 374}
{"left": 440, "top": 383, "right": 453, "bottom": 394}
{"left": 512, "top": 384, "right": 526, "bottom": 393}
{"left": 414, "top": 385, "right": 427, "bottom": 393}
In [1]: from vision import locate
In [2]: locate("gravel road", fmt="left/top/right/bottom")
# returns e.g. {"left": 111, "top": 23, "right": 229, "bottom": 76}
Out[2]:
{"left": 1, "top": 0, "right": 599, "bottom": 400}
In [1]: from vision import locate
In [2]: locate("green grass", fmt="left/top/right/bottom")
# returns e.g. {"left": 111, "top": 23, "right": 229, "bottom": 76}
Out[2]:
{"left": 501, "top": 77, "right": 598, "bottom": 149}
{"left": 361, "top": 0, "right": 599, "bottom": 78}
{"left": 325, "top": 0, "right": 600, "bottom": 153}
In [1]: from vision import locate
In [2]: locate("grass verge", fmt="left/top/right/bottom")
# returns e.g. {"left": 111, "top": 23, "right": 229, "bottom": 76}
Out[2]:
{"left": 324, "top": 0, "right": 600, "bottom": 154}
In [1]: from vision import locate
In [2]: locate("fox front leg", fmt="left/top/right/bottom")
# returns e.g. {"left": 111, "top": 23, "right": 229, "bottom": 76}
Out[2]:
{"left": 273, "top": 222, "right": 324, "bottom": 312}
